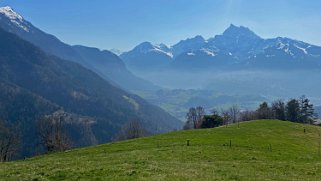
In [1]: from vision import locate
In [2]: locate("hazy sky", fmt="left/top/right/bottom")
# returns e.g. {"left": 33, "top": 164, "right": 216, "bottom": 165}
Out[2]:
{"left": 1, "top": 0, "right": 321, "bottom": 51}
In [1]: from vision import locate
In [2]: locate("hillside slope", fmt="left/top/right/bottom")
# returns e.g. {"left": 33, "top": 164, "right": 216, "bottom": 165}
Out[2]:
{"left": 1, "top": 120, "right": 321, "bottom": 180}
{"left": 0, "top": 26, "right": 182, "bottom": 157}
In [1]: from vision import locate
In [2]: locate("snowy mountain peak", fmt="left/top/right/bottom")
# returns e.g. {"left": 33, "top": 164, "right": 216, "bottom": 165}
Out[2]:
{"left": 135, "top": 42, "right": 154, "bottom": 50}
{"left": 222, "top": 24, "right": 260, "bottom": 39}
{"left": 182, "top": 35, "right": 205, "bottom": 43}
{"left": 191, "top": 35, "right": 205, "bottom": 41}
{"left": 172, "top": 35, "right": 206, "bottom": 57}
{"left": 123, "top": 24, "right": 321, "bottom": 68}
{"left": 128, "top": 42, "right": 173, "bottom": 58}
{"left": 0, "top": 6, "right": 23, "bottom": 22}
{"left": 156, "top": 43, "right": 170, "bottom": 50}
{"left": 0, "top": 6, "right": 29, "bottom": 32}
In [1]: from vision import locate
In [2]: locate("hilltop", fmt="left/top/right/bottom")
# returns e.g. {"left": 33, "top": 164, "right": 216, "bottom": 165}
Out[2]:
{"left": 1, "top": 120, "right": 321, "bottom": 180}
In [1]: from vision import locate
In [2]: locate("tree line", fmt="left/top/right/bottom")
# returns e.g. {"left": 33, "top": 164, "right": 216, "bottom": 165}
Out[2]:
{"left": 0, "top": 119, "right": 20, "bottom": 162}
{"left": 241, "top": 96, "right": 316, "bottom": 123}
{"left": 184, "top": 96, "right": 317, "bottom": 130}
{"left": 0, "top": 110, "right": 149, "bottom": 162}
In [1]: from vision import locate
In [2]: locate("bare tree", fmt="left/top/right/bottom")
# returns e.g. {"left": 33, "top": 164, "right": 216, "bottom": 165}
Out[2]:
{"left": 78, "top": 118, "right": 98, "bottom": 146}
{"left": 196, "top": 106, "right": 205, "bottom": 121}
{"left": 221, "top": 109, "right": 231, "bottom": 126}
{"left": 114, "top": 120, "right": 148, "bottom": 141}
{"left": 37, "top": 111, "right": 72, "bottom": 152}
{"left": 184, "top": 107, "right": 197, "bottom": 130}
{"left": 195, "top": 106, "right": 206, "bottom": 127}
{"left": 0, "top": 119, "right": 20, "bottom": 162}
{"left": 239, "top": 110, "right": 257, "bottom": 122}
{"left": 184, "top": 106, "right": 206, "bottom": 129}
{"left": 229, "top": 105, "right": 240, "bottom": 124}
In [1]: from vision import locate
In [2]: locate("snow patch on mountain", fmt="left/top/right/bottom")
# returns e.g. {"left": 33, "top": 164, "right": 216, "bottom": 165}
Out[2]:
{"left": 277, "top": 41, "right": 287, "bottom": 50}
{"left": 0, "top": 6, "right": 29, "bottom": 32}
{"left": 151, "top": 48, "right": 173, "bottom": 58}
{"left": 201, "top": 48, "right": 216, "bottom": 57}
{"left": 154, "top": 44, "right": 173, "bottom": 58}
{"left": 109, "top": 48, "right": 123, "bottom": 56}
{"left": 130, "top": 42, "right": 173, "bottom": 58}
{"left": 294, "top": 44, "right": 308, "bottom": 55}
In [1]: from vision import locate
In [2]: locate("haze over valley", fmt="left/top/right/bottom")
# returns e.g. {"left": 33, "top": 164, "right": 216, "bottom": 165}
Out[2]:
{"left": 120, "top": 25, "right": 321, "bottom": 120}
{"left": 0, "top": 1, "right": 321, "bottom": 180}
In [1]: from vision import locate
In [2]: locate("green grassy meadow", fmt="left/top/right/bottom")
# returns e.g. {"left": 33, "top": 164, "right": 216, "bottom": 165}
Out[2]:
{"left": 1, "top": 120, "right": 321, "bottom": 180}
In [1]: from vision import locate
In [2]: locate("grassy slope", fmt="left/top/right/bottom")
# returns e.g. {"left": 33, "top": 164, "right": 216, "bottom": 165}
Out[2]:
{"left": 1, "top": 120, "right": 321, "bottom": 180}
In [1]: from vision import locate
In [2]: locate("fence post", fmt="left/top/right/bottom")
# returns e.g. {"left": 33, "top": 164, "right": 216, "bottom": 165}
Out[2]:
{"left": 187, "top": 139, "right": 190, "bottom": 146}
{"left": 269, "top": 144, "right": 272, "bottom": 152}
{"left": 318, "top": 131, "right": 321, "bottom": 157}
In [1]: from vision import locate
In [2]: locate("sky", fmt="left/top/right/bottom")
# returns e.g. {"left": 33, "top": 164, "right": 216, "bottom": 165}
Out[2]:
{"left": 1, "top": 0, "right": 321, "bottom": 51}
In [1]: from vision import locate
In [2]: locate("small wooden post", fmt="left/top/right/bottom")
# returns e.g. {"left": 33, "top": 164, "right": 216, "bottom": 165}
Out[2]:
{"left": 229, "top": 140, "right": 232, "bottom": 148}
{"left": 187, "top": 139, "right": 190, "bottom": 146}
{"left": 304, "top": 128, "right": 306, "bottom": 134}
{"left": 318, "top": 132, "right": 321, "bottom": 157}
{"left": 318, "top": 140, "right": 321, "bottom": 157}
{"left": 269, "top": 144, "right": 272, "bottom": 152}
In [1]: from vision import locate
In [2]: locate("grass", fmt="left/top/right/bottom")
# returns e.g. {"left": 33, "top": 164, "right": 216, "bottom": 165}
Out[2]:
{"left": 1, "top": 120, "right": 321, "bottom": 180}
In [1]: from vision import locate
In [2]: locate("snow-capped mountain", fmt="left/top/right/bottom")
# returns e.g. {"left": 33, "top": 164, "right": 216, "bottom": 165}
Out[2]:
{"left": 121, "top": 42, "right": 173, "bottom": 70}
{"left": 0, "top": 6, "right": 158, "bottom": 91}
{"left": 0, "top": 6, "right": 30, "bottom": 32}
{"left": 172, "top": 35, "right": 206, "bottom": 57}
{"left": 131, "top": 42, "right": 173, "bottom": 58}
{"left": 121, "top": 24, "right": 321, "bottom": 70}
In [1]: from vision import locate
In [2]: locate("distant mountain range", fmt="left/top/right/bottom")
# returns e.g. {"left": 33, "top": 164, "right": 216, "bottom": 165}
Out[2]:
{"left": 120, "top": 24, "right": 321, "bottom": 106}
{"left": 0, "top": 6, "right": 158, "bottom": 91}
{"left": 121, "top": 24, "right": 321, "bottom": 71}
{"left": 0, "top": 6, "right": 182, "bottom": 157}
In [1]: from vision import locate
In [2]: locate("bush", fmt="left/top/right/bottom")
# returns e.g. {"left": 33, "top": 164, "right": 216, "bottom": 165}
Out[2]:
{"left": 197, "top": 115, "right": 224, "bottom": 129}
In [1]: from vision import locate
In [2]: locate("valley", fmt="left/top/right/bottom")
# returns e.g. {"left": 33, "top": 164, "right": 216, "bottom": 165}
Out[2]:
{"left": 0, "top": 2, "right": 321, "bottom": 180}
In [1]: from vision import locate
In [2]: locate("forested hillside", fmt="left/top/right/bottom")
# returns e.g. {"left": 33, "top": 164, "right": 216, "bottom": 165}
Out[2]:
{"left": 0, "top": 27, "right": 182, "bottom": 158}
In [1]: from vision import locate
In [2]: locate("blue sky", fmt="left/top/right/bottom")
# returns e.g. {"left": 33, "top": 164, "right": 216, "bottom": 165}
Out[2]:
{"left": 1, "top": 0, "right": 321, "bottom": 51}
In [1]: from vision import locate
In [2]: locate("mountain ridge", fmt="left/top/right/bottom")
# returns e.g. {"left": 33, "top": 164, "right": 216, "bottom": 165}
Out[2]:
{"left": 0, "top": 6, "right": 158, "bottom": 91}
{"left": 0, "top": 9, "right": 182, "bottom": 157}
{"left": 121, "top": 24, "right": 321, "bottom": 70}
